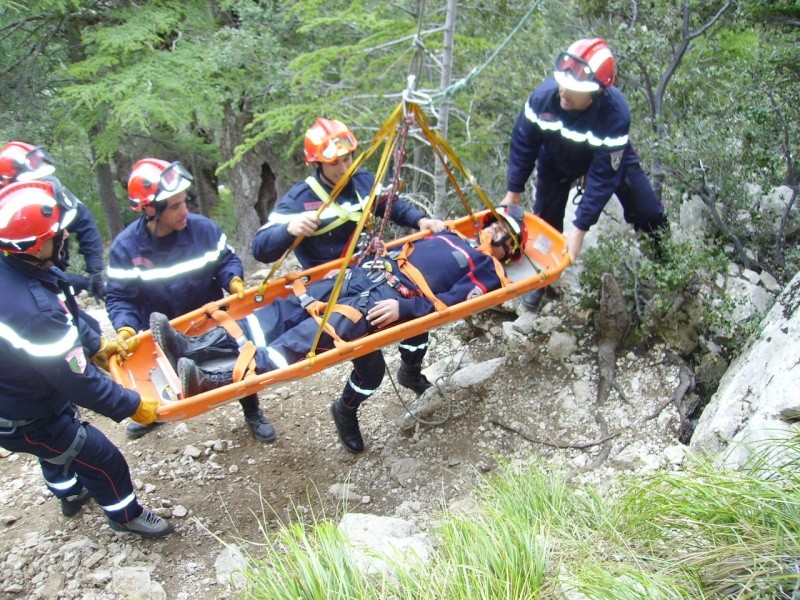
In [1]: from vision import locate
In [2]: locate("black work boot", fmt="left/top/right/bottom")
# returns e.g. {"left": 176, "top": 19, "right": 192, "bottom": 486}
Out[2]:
{"left": 178, "top": 357, "right": 233, "bottom": 397}
{"left": 330, "top": 398, "right": 364, "bottom": 454}
{"left": 60, "top": 488, "right": 91, "bottom": 517}
{"left": 521, "top": 288, "right": 545, "bottom": 311}
{"left": 243, "top": 409, "right": 277, "bottom": 443}
{"left": 397, "top": 362, "right": 433, "bottom": 396}
{"left": 150, "top": 312, "right": 238, "bottom": 371}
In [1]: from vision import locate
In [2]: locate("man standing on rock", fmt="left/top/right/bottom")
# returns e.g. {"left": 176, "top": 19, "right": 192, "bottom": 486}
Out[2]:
{"left": 0, "top": 179, "right": 172, "bottom": 538}
{"left": 502, "top": 38, "right": 667, "bottom": 310}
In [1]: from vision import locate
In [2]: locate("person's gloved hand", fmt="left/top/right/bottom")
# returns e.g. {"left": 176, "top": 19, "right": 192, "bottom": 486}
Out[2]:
{"left": 115, "top": 326, "right": 140, "bottom": 360}
{"left": 91, "top": 338, "right": 120, "bottom": 371}
{"left": 131, "top": 396, "right": 162, "bottom": 425}
{"left": 87, "top": 272, "right": 106, "bottom": 300}
{"left": 229, "top": 277, "right": 246, "bottom": 299}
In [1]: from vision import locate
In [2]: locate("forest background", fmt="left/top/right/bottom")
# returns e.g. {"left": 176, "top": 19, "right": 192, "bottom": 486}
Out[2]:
{"left": 0, "top": 0, "right": 798, "bottom": 333}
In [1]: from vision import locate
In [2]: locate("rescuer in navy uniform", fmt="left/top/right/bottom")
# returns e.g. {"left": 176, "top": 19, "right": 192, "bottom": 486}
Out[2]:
{"left": 0, "top": 178, "right": 172, "bottom": 538}
{"left": 252, "top": 118, "right": 446, "bottom": 451}
{"left": 503, "top": 38, "right": 667, "bottom": 309}
{"left": 105, "top": 157, "right": 277, "bottom": 443}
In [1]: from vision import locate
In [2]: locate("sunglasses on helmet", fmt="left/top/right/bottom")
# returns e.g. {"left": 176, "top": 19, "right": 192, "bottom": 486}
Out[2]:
{"left": 554, "top": 52, "right": 596, "bottom": 83}
{"left": 320, "top": 134, "right": 357, "bottom": 161}
{"left": 22, "top": 147, "right": 54, "bottom": 172}
{"left": 156, "top": 161, "right": 193, "bottom": 193}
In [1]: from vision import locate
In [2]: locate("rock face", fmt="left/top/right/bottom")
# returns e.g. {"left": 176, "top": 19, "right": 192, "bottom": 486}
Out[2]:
{"left": 691, "top": 271, "right": 800, "bottom": 469}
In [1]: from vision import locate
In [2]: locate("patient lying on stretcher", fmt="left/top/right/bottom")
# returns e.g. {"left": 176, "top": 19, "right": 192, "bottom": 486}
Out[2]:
{"left": 150, "top": 206, "right": 527, "bottom": 397}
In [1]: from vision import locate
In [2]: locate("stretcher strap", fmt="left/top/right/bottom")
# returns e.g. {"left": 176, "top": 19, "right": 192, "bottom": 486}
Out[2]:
{"left": 233, "top": 341, "right": 257, "bottom": 382}
{"left": 202, "top": 302, "right": 256, "bottom": 380}
{"left": 394, "top": 241, "right": 448, "bottom": 312}
{"left": 203, "top": 303, "right": 247, "bottom": 344}
{"left": 291, "top": 280, "right": 364, "bottom": 348}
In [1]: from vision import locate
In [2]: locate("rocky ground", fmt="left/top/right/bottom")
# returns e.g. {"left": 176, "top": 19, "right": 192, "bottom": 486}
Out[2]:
{"left": 0, "top": 259, "right": 694, "bottom": 599}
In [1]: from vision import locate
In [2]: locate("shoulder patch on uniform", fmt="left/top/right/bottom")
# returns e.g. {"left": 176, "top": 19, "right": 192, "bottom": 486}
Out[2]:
{"left": 610, "top": 150, "right": 624, "bottom": 171}
{"left": 539, "top": 112, "right": 558, "bottom": 122}
{"left": 65, "top": 346, "right": 87, "bottom": 374}
{"left": 303, "top": 201, "right": 323, "bottom": 210}
{"left": 467, "top": 286, "right": 484, "bottom": 300}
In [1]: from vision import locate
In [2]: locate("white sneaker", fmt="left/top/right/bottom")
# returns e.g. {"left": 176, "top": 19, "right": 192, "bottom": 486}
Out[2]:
{"left": 109, "top": 507, "right": 174, "bottom": 539}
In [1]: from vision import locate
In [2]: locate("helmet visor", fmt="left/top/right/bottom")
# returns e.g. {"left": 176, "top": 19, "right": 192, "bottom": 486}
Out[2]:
{"left": 25, "top": 147, "right": 54, "bottom": 171}
{"left": 159, "top": 161, "right": 193, "bottom": 193}
{"left": 319, "top": 133, "right": 358, "bottom": 161}
{"left": 553, "top": 52, "right": 601, "bottom": 92}
{"left": 14, "top": 147, "right": 56, "bottom": 181}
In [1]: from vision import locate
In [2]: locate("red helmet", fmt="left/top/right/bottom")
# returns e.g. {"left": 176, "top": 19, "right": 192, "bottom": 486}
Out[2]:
{"left": 0, "top": 179, "right": 77, "bottom": 255}
{"left": 304, "top": 118, "right": 358, "bottom": 164}
{"left": 0, "top": 141, "right": 56, "bottom": 188}
{"left": 482, "top": 204, "right": 528, "bottom": 262}
{"left": 127, "top": 158, "right": 193, "bottom": 210}
{"left": 553, "top": 38, "right": 616, "bottom": 92}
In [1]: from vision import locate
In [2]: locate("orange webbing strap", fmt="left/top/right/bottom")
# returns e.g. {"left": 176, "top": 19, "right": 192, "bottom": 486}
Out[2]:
{"left": 233, "top": 341, "right": 257, "bottom": 382}
{"left": 393, "top": 241, "right": 448, "bottom": 312}
{"left": 291, "top": 280, "right": 364, "bottom": 348}
{"left": 452, "top": 228, "right": 513, "bottom": 288}
{"left": 202, "top": 302, "right": 256, "bottom": 381}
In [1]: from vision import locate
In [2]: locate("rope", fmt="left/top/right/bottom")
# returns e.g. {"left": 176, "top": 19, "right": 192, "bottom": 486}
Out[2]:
{"left": 431, "top": 0, "right": 543, "bottom": 100}
{"left": 389, "top": 349, "right": 468, "bottom": 427}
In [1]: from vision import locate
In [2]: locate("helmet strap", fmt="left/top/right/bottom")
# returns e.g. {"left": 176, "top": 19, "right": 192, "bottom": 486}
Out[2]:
{"left": 490, "top": 233, "right": 512, "bottom": 263}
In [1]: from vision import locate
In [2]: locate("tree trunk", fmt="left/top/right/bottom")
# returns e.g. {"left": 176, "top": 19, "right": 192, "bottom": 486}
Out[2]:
{"left": 89, "top": 136, "right": 124, "bottom": 238}
{"left": 219, "top": 102, "right": 284, "bottom": 274}
{"left": 432, "top": 0, "right": 457, "bottom": 217}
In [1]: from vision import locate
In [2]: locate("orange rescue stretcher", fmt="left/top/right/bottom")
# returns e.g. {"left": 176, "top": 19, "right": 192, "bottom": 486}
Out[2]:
{"left": 108, "top": 210, "right": 571, "bottom": 422}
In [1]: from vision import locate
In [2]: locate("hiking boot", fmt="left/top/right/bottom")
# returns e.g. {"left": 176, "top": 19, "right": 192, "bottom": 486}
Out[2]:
{"left": 521, "top": 288, "right": 545, "bottom": 311}
{"left": 60, "top": 488, "right": 90, "bottom": 517}
{"left": 150, "top": 312, "right": 238, "bottom": 371}
{"left": 109, "top": 507, "right": 174, "bottom": 539}
{"left": 243, "top": 409, "right": 277, "bottom": 443}
{"left": 178, "top": 357, "right": 233, "bottom": 397}
{"left": 330, "top": 399, "right": 364, "bottom": 454}
{"left": 126, "top": 421, "right": 162, "bottom": 440}
{"left": 397, "top": 363, "right": 433, "bottom": 396}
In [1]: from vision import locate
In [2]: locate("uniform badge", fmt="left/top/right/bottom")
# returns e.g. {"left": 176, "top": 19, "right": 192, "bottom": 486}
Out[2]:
{"left": 466, "top": 286, "right": 484, "bottom": 300}
{"left": 65, "top": 346, "right": 87, "bottom": 374}
{"left": 303, "top": 201, "right": 323, "bottom": 210}
{"left": 610, "top": 150, "right": 623, "bottom": 172}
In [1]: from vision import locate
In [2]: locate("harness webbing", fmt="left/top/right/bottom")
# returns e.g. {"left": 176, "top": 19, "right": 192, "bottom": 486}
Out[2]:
{"left": 304, "top": 177, "right": 365, "bottom": 236}
{"left": 291, "top": 279, "right": 363, "bottom": 348}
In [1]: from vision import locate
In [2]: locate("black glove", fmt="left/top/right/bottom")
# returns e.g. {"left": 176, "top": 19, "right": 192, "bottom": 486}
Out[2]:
{"left": 87, "top": 272, "right": 106, "bottom": 300}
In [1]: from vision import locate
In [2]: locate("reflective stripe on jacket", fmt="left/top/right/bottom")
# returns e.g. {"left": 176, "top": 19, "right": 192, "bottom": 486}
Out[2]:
{"left": 105, "top": 213, "right": 243, "bottom": 332}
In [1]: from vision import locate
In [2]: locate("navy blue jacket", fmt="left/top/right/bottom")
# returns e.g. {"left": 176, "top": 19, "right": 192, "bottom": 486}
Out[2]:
{"left": 0, "top": 255, "right": 139, "bottom": 422}
{"left": 252, "top": 168, "right": 426, "bottom": 269}
{"left": 385, "top": 231, "right": 504, "bottom": 321}
{"left": 106, "top": 213, "right": 243, "bottom": 332}
{"left": 507, "top": 77, "right": 643, "bottom": 231}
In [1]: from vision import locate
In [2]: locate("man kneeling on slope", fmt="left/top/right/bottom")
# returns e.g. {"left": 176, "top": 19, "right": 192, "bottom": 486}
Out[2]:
{"left": 150, "top": 206, "right": 527, "bottom": 454}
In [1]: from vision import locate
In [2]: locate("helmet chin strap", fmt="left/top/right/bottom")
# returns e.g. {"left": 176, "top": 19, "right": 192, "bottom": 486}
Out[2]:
{"left": 490, "top": 234, "right": 513, "bottom": 263}
{"left": 13, "top": 229, "right": 65, "bottom": 269}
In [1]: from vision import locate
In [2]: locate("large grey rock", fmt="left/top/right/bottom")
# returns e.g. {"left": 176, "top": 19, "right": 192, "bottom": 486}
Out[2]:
{"left": 339, "top": 513, "right": 431, "bottom": 576}
{"left": 691, "top": 272, "right": 800, "bottom": 469}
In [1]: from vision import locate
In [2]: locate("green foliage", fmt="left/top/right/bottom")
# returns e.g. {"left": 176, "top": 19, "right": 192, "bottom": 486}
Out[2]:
{"left": 579, "top": 233, "right": 744, "bottom": 354}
